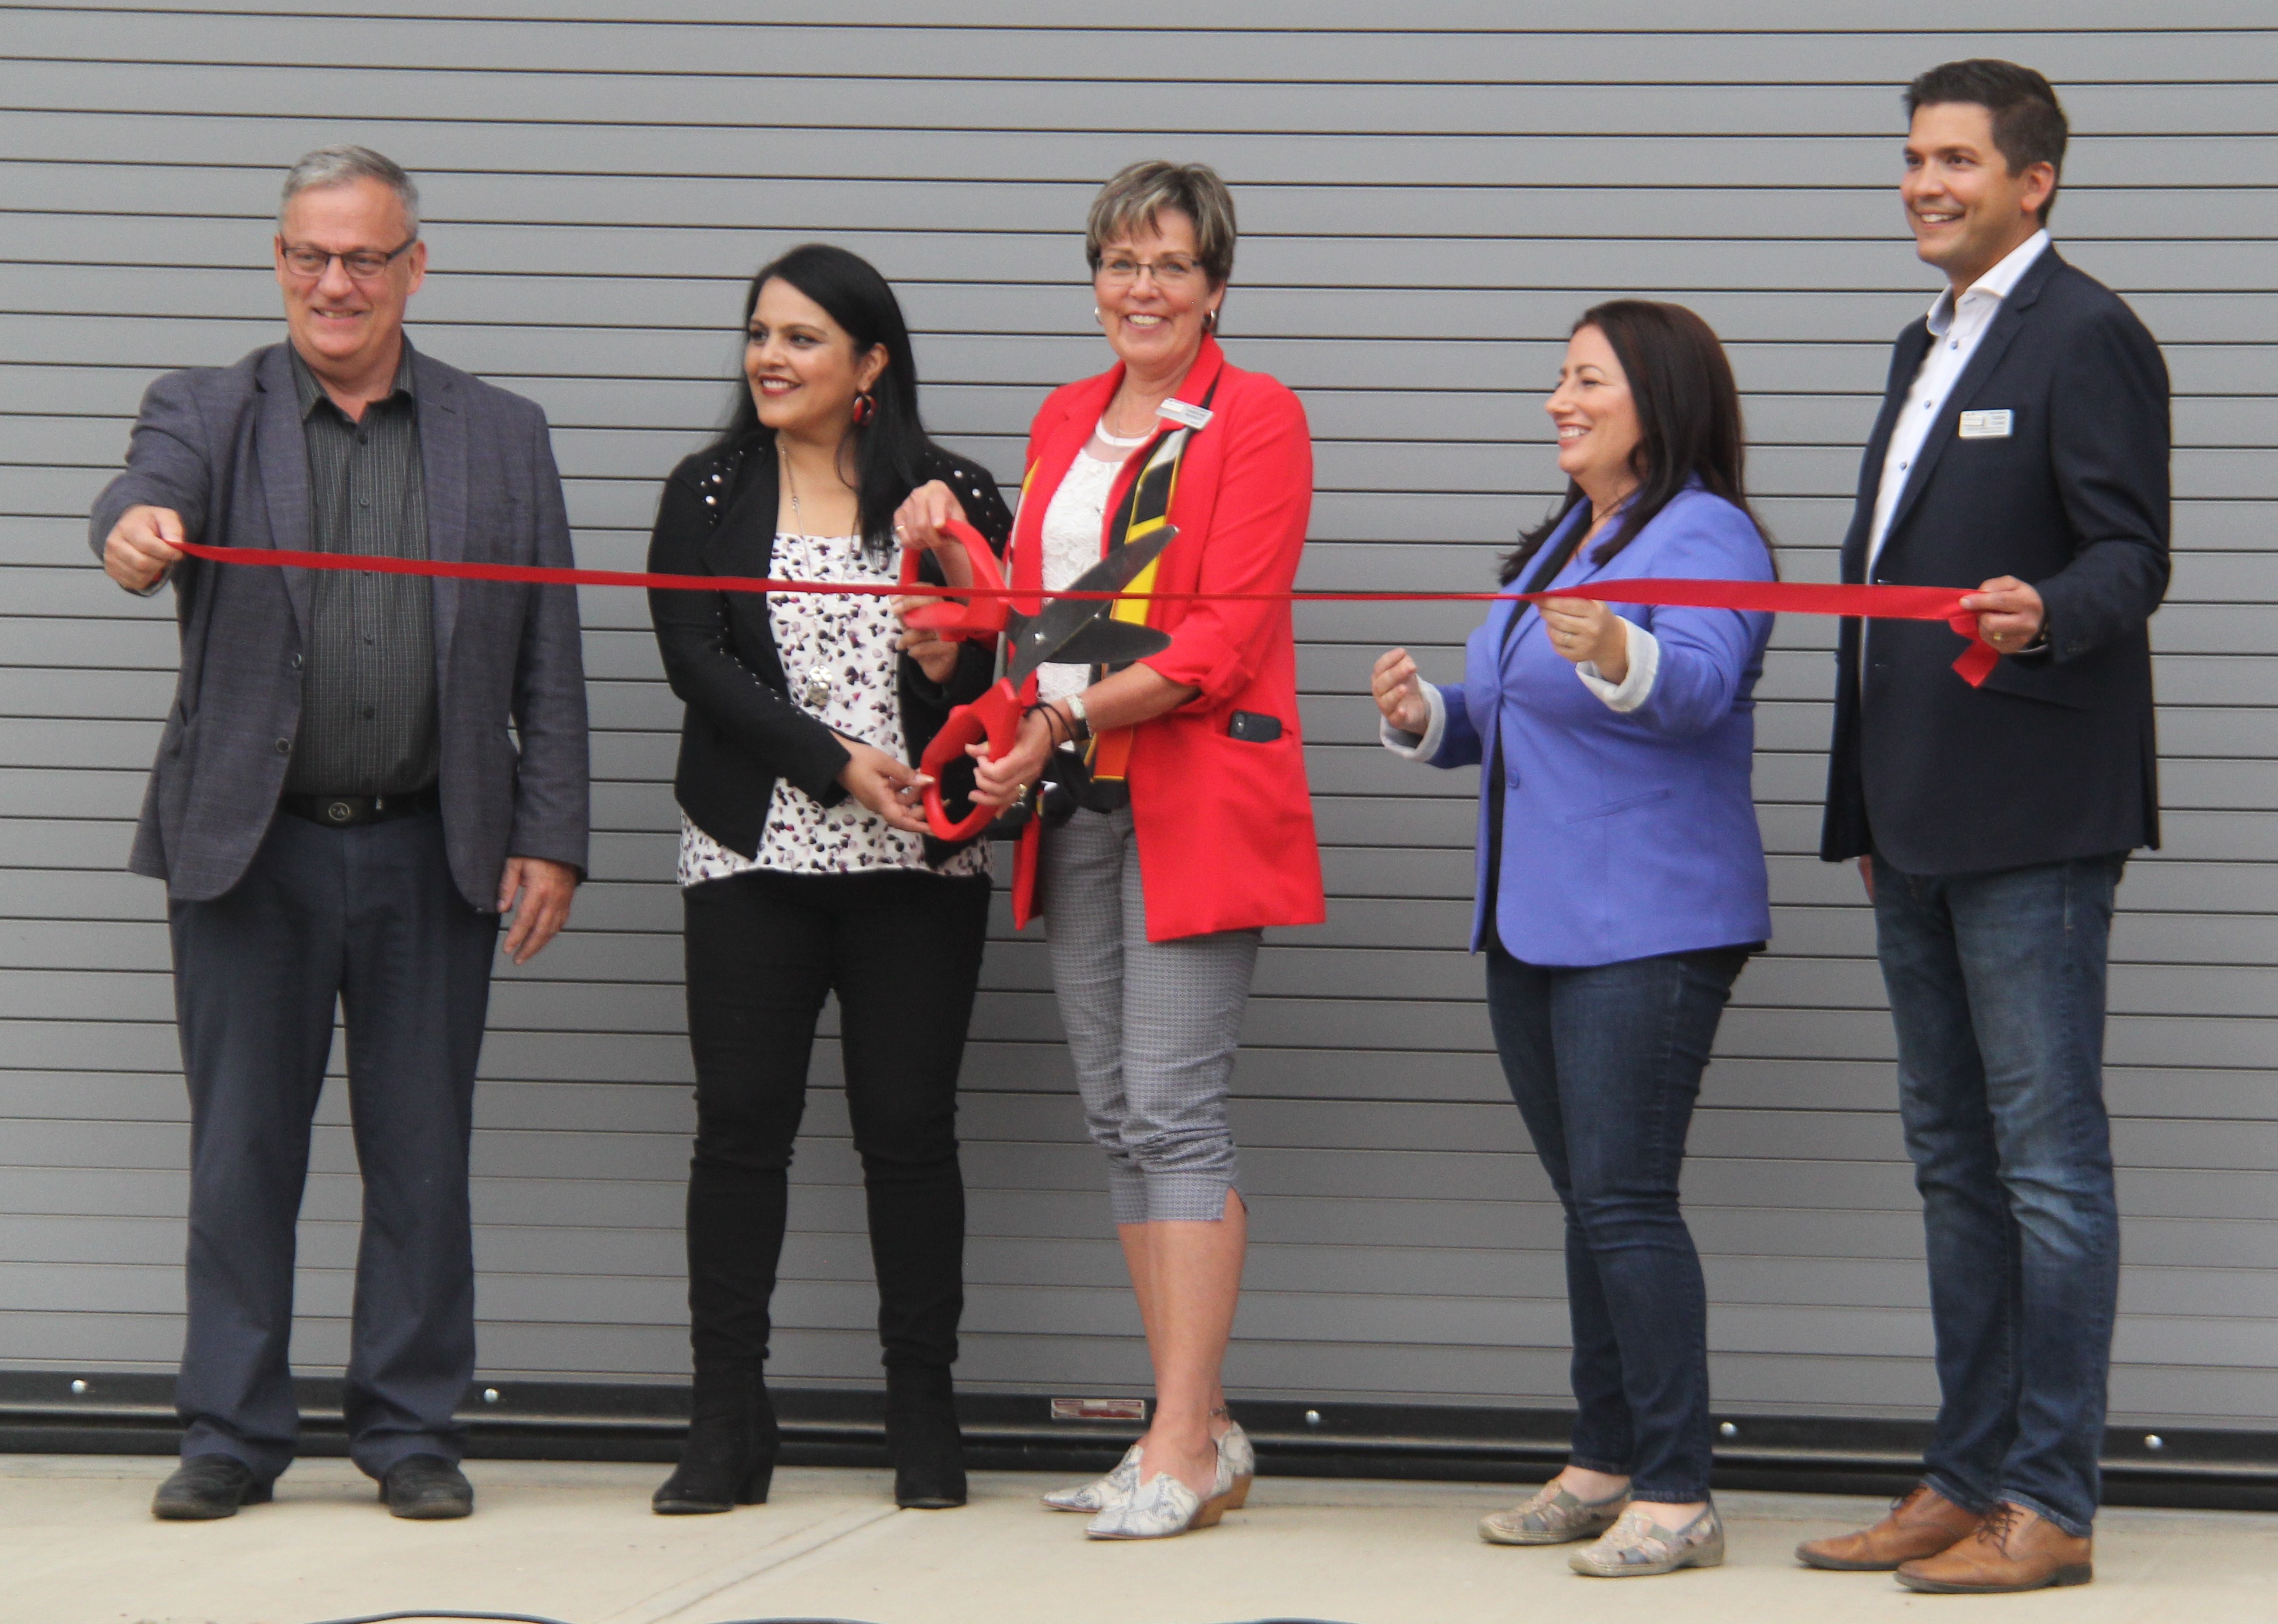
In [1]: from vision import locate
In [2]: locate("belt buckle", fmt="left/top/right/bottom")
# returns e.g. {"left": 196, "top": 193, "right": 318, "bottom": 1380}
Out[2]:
{"left": 324, "top": 799, "right": 355, "bottom": 825}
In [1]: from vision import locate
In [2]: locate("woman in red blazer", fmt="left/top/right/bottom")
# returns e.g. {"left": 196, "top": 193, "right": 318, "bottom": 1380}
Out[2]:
{"left": 896, "top": 160, "right": 1321, "bottom": 1541}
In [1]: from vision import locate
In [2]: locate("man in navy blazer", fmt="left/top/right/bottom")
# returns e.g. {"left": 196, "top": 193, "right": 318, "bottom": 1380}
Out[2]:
{"left": 92, "top": 148, "right": 589, "bottom": 1523}
{"left": 1801, "top": 64, "right": 2168, "bottom": 1594}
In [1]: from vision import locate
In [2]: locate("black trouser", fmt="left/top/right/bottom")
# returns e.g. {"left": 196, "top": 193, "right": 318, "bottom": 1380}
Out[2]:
{"left": 169, "top": 806, "right": 498, "bottom": 1482}
{"left": 681, "top": 868, "right": 991, "bottom": 1378}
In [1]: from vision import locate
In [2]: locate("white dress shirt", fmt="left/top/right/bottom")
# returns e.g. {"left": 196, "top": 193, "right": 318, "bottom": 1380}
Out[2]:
{"left": 1866, "top": 229, "right": 2050, "bottom": 573}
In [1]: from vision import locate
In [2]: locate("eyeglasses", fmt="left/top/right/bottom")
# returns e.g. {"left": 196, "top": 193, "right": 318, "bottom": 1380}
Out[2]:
{"left": 1097, "top": 254, "right": 1203, "bottom": 288}
{"left": 279, "top": 236, "right": 418, "bottom": 281}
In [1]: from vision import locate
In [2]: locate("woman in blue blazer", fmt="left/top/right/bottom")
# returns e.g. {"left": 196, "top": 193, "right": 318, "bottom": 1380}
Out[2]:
{"left": 1374, "top": 301, "right": 1773, "bottom": 1579}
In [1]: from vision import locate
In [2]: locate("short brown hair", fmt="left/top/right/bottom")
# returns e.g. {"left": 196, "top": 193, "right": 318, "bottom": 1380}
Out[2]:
{"left": 1905, "top": 59, "right": 2069, "bottom": 224}
{"left": 1085, "top": 161, "right": 1237, "bottom": 286}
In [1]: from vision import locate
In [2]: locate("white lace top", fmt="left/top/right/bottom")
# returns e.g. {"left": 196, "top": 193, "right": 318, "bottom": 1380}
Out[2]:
{"left": 676, "top": 530, "right": 990, "bottom": 887}
{"left": 1035, "top": 428, "right": 1142, "bottom": 711}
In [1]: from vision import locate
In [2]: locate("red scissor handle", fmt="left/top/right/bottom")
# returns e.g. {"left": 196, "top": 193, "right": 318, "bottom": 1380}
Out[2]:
{"left": 920, "top": 677, "right": 1027, "bottom": 841}
{"left": 900, "top": 519, "right": 1014, "bottom": 640}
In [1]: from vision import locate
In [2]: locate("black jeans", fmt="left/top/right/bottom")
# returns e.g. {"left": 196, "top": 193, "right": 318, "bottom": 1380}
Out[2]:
{"left": 1485, "top": 943, "right": 1748, "bottom": 1503}
{"left": 681, "top": 867, "right": 991, "bottom": 1377}
{"left": 169, "top": 806, "right": 497, "bottom": 1481}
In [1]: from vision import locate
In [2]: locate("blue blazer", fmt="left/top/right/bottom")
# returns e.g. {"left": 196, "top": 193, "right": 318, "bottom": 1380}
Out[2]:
{"left": 1426, "top": 486, "right": 1773, "bottom": 967}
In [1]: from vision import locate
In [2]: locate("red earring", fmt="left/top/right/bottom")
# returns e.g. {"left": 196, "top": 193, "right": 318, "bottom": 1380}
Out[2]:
{"left": 851, "top": 391, "right": 877, "bottom": 426}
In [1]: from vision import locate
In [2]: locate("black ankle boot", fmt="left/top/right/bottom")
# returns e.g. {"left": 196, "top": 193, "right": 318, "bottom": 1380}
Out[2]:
{"left": 654, "top": 1368, "right": 779, "bottom": 1514}
{"left": 885, "top": 1364, "right": 966, "bottom": 1509}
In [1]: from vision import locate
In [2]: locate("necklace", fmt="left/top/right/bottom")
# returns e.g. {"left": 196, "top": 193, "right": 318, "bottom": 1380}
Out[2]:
{"left": 780, "top": 447, "right": 806, "bottom": 521}
{"left": 1589, "top": 486, "right": 1638, "bottom": 533}
{"left": 781, "top": 443, "right": 885, "bottom": 566}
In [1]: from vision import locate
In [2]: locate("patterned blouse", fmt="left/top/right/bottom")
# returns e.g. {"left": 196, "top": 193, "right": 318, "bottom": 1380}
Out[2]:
{"left": 676, "top": 530, "right": 990, "bottom": 887}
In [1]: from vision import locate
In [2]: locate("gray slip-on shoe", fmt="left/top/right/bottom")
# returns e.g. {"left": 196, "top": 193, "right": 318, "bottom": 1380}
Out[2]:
{"left": 1570, "top": 1503, "right": 1726, "bottom": 1576}
{"left": 1480, "top": 1481, "right": 1629, "bottom": 1545}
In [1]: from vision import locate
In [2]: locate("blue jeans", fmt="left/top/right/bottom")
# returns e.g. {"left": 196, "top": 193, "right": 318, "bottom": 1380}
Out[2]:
{"left": 1872, "top": 854, "right": 2124, "bottom": 1538}
{"left": 1486, "top": 944, "right": 1747, "bottom": 1503}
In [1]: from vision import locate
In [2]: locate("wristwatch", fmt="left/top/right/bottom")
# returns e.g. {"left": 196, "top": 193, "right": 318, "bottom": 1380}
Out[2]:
{"left": 1064, "top": 692, "right": 1093, "bottom": 743}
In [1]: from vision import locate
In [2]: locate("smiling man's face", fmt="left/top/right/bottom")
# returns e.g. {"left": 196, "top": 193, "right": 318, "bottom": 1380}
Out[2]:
{"left": 1901, "top": 101, "right": 2055, "bottom": 290}
{"left": 274, "top": 177, "right": 425, "bottom": 385}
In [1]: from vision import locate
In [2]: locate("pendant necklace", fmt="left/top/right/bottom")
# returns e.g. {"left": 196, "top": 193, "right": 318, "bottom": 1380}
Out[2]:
{"left": 779, "top": 449, "right": 836, "bottom": 710}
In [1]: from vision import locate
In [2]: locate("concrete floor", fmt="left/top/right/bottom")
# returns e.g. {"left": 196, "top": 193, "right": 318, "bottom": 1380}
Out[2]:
{"left": 5, "top": 1455, "right": 2275, "bottom": 1624}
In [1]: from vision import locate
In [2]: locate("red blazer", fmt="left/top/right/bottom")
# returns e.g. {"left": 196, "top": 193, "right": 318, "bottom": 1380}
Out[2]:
{"left": 1010, "top": 335, "right": 1325, "bottom": 941}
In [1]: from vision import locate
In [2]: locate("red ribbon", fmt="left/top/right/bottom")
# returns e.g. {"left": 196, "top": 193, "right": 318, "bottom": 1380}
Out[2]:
{"left": 171, "top": 543, "right": 2002, "bottom": 686}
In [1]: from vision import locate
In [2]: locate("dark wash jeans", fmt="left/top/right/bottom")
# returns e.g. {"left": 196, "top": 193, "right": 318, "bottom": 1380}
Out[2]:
{"left": 1872, "top": 853, "right": 2124, "bottom": 1538}
{"left": 1485, "top": 943, "right": 1748, "bottom": 1503}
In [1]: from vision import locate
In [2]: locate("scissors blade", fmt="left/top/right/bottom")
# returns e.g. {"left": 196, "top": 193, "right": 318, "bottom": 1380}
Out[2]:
{"left": 1047, "top": 617, "right": 1173, "bottom": 668}
{"left": 1006, "top": 526, "right": 1177, "bottom": 683}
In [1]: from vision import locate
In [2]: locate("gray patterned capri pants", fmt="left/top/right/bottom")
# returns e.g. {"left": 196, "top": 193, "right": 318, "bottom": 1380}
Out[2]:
{"left": 1042, "top": 806, "right": 1260, "bottom": 1224}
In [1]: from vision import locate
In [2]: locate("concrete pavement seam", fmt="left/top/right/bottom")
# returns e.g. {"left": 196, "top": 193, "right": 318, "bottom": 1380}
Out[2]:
{"left": 604, "top": 1503, "right": 905, "bottom": 1624}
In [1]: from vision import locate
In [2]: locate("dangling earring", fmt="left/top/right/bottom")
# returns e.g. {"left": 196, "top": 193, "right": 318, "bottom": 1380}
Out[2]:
{"left": 851, "top": 391, "right": 877, "bottom": 426}
{"left": 1203, "top": 307, "right": 1220, "bottom": 333}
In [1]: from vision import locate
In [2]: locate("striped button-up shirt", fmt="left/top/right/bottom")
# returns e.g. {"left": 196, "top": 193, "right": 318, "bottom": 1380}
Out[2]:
{"left": 284, "top": 342, "right": 440, "bottom": 796}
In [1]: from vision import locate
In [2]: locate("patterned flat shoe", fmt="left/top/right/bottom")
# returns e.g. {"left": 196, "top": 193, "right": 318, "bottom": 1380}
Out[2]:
{"left": 1569, "top": 1503, "right": 1725, "bottom": 1576}
{"left": 1085, "top": 1470, "right": 1218, "bottom": 1539}
{"left": 1042, "top": 1441, "right": 1142, "bottom": 1513}
{"left": 1218, "top": 1421, "right": 1255, "bottom": 1510}
{"left": 1478, "top": 1480, "right": 1629, "bottom": 1545}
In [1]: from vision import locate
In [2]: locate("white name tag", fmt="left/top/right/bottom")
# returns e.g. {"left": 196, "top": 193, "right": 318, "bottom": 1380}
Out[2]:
{"left": 1958, "top": 408, "right": 2014, "bottom": 440}
{"left": 1156, "top": 398, "right": 1214, "bottom": 430}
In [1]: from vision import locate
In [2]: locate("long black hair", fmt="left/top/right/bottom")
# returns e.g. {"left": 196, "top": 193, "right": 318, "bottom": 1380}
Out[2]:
{"left": 710, "top": 242, "right": 934, "bottom": 561}
{"left": 1499, "top": 299, "right": 1771, "bottom": 586}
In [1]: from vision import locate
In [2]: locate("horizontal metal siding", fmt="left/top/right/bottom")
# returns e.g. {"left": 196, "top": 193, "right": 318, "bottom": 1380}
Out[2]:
{"left": 2, "top": 3, "right": 2274, "bottom": 1425}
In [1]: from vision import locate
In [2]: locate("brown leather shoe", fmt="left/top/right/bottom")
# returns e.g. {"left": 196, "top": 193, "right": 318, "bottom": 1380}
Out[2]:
{"left": 1795, "top": 1482, "right": 1982, "bottom": 1571}
{"left": 1896, "top": 1502, "right": 2093, "bottom": 1594}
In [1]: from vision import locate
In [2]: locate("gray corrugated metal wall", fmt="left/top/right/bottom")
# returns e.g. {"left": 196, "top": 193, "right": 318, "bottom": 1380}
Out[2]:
{"left": 5, "top": 1, "right": 2275, "bottom": 1430}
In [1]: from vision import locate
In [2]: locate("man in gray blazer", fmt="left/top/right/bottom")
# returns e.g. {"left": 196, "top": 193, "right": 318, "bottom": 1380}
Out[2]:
{"left": 92, "top": 147, "right": 589, "bottom": 1522}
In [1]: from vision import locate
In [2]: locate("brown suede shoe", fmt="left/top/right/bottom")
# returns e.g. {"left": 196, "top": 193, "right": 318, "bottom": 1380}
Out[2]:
{"left": 1795, "top": 1483, "right": 1983, "bottom": 1571}
{"left": 1896, "top": 1502, "right": 2093, "bottom": 1594}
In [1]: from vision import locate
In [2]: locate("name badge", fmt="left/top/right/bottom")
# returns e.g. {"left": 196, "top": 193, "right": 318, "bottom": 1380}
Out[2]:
{"left": 1156, "top": 399, "right": 1214, "bottom": 431}
{"left": 1958, "top": 408, "right": 2014, "bottom": 440}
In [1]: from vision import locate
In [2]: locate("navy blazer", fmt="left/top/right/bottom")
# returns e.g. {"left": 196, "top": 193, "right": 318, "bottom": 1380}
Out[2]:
{"left": 1820, "top": 247, "right": 2169, "bottom": 873}
{"left": 89, "top": 342, "right": 592, "bottom": 908}
{"left": 1424, "top": 488, "right": 1774, "bottom": 968}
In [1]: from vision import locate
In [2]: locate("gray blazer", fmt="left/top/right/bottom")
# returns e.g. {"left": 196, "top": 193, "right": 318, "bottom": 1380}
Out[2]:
{"left": 89, "top": 342, "right": 590, "bottom": 908}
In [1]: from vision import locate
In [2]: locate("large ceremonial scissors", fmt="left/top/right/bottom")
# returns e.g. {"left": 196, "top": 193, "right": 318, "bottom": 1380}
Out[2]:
{"left": 903, "top": 520, "right": 1174, "bottom": 841}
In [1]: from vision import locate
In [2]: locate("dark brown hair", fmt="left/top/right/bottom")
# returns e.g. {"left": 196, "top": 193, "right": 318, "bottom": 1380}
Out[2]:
{"left": 1905, "top": 59, "right": 2069, "bottom": 224}
{"left": 1499, "top": 300, "right": 1769, "bottom": 586}
{"left": 709, "top": 243, "right": 937, "bottom": 563}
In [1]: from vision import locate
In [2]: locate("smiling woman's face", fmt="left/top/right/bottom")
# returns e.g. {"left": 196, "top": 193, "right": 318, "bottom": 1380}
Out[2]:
{"left": 744, "top": 276, "right": 885, "bottom": 439}
{"left": 1546, "top": 324, "right": 1644, "bottom": 502}
{"left": 1093, "top": 208, "right": 1222, "bottom": 380}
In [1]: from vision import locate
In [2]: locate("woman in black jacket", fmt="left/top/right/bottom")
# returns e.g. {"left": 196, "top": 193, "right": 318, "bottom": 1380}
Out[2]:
{"left": 645, "top": 244, "right": 1012, "bottom": 1516}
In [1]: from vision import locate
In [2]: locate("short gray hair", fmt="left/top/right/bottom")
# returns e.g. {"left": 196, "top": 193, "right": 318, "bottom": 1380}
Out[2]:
{"left": 279, "top": 145, "right": 420, "bottom": 233}
{"left": 1085, "top": 160, "right": 1236, "bottom": 286}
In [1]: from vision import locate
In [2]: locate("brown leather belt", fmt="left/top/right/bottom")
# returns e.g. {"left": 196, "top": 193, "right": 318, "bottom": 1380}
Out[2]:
{"left": 279, "top": 786, "right": 439, "bottom": 829}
